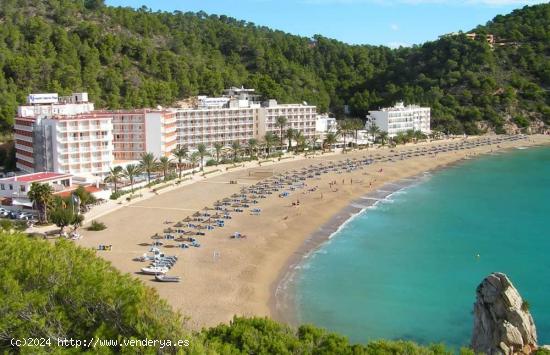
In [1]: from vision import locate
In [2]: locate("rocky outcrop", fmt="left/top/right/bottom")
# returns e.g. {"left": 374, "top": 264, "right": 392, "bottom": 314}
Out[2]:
{"left": 471, "top": 272, "right": 537, "bottom": 355}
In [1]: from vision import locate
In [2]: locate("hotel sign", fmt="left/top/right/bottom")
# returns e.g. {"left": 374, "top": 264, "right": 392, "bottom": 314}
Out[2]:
{"left": 28, "top": 93, "right": 58, "bottom": 104}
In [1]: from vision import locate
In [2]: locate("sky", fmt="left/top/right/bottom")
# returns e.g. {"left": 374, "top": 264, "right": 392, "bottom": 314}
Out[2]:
{"left": 105, "top": 0, "right": 548, "bottom": 47}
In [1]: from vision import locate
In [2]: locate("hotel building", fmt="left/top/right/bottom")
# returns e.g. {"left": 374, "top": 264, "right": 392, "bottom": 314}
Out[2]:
{"left": 176, "top": 88, "right": 317, "bottom": 150}
{"left": 15, "top": 88, "right": 317, "bottom": 176}
{"left": 366, "top": 102, "right": 430, "bottom": 137}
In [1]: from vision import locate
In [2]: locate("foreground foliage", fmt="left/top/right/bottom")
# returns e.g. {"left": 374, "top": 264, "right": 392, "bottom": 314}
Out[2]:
{"left": 0, "top": 1, "right": 548, "bottom": 134}
{"left": 0, "top": 232, "right": 480, "bottom": 353}
{"left": 0, "top": 233, "right": 196, "bottom": 352}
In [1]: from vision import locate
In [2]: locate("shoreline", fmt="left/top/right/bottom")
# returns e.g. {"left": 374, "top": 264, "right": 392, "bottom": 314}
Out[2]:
{"left": 269, "top": 142, "right": 550, "bottom": 326}
{"left": 270, "top": 175, "right": 426, "bottom": 325}
{"left": 73, "top": 135, "right": 550, "bottom": 329}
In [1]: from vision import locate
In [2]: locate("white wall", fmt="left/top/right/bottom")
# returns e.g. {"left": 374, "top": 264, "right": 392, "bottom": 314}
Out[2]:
{"left": 145, "top": 112, "right": 163, "bottom": 157}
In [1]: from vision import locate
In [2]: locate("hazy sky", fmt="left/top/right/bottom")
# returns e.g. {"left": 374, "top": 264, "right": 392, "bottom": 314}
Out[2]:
{"left": 106, "top": 0, "right": 547, "bottom": 47}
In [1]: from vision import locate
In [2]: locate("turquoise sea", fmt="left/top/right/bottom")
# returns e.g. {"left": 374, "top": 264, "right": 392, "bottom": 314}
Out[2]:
{"left": 292, "top": 146, "right": 550, "bottom": 348}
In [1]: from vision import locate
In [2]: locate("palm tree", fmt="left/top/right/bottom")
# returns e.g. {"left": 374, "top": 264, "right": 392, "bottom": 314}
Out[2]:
{"left": 104, "top": 166, "right": 123, "bottom": 193}
{"left": 285, "top": 128, "right": 295, "bottom": 151}
{"left": 405, "top": 129, "right": 416, "bottom": 143}
{"left": 172, "top": 145, "right": 188, "bottom": 179}
{"left": 213, "top": 142, "right": 223, "bottom": 165}
{"left": 139, "top": 152, "right": 157, "bottom": 184}
{"left": 368, "top": 123, "right": 381, "bottom": 144}
{"left": 123, "top": 164, "right": 140, "bottom": 193}
{"left": 159, "top": 156, "right": 172, "bottom": 180}
{"left": 264, "top": 132, "right": 277, "bottom": 157}
{"left": 323, "top": 132, "right": 338, "bottom": 152}
{"left": 247, "top": 138, "right": 258, "bottom": 160}
{"left": 197, "top": 143, "right": 209, "bottom": 171}
{"left": 230, "top": 141, "right": 241, "bottom": 162}
{"left": 395, "top": 132, "right": 407, "bottom": 145}
{"left": 294, "top": 131, "right": 305, "bottom": 153}
{"left": 308, "top": 133, "right": 319, "bottom": 153}
{"left": 275, "top": 116, "right": 287, "bottom": 149}
{"left": 189, "top": 152, "right": 200, "bottom": 174}
{"left": 338, "top": 119, "right": 353, "bottom": 152}
{"left": 28, "top": 182, "right": 53, "bottom": 223}
{"left": 378, "top": 131, "right": 389, "bottom": 146}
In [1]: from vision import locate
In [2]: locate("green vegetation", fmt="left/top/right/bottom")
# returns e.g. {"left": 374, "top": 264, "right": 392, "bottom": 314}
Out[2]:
{"left": 49, "top": 204, "right": 83, "bottom": 235}
{"left": 0, "top": 218, "right": 27, "bottom": 232}
{"left": 0, "top": 232, "right": 195, "bottom": 352}
{"left": 0, "top": 231, "right": 476, "bottom": 353}
{"left": 87, "top": 219, "right": 106, "bottom": 231}
{"left": 0, "top": 1, "right": 548, "bottom": 136}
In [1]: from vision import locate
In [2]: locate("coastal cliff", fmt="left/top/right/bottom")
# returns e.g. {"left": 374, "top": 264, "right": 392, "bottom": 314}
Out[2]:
{"left": 471, "top": 272, "right": 538, "bottom": 355}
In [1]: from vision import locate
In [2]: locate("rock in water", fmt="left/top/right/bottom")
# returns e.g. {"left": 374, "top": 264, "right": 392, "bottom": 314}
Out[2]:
{"left": 471, "top": 272, "right": 537, "bottom": 354}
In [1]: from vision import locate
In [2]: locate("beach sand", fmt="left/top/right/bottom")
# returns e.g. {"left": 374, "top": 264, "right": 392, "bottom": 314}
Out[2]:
{"left": 75, "top": 135, "right": 550, "bottom": 330}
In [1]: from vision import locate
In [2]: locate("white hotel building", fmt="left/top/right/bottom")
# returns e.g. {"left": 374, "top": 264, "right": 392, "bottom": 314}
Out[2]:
{"left": 15, "top": 88, "right": 317, "bottom": 177}
{"left": 176, "top": 88, "right": 317, "bottom": 150}
{"left": 367, "top": 102, "right": 431, "bottom": 137}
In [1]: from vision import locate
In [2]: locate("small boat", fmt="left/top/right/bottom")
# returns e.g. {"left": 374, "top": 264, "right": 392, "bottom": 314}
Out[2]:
{"left": 141, "top": 266, "right": 168, "bottom": 275}
{"left": 155, "top": 274, "right": 181, "bottom": 282}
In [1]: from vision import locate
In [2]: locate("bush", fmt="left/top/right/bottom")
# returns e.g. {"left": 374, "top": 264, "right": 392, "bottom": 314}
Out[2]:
{"left": 205, "top": 159, "right": 217, "bottom": 167}
{"left": 513, "top": 115, "right": 530, "bottom": 128}
{"left": 109, "top": 190, "right": 131, "bottom": 200}
{"left": 87, "top": 220, "right": 106, "bottom": 231}
{"left": 0, "top": 219, "right": 13, "bottom": 231}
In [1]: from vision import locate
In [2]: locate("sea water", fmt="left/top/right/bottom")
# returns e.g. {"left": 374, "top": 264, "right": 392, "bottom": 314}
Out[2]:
{"left": 292, "top": 146, "right": 550, "bottom": 348}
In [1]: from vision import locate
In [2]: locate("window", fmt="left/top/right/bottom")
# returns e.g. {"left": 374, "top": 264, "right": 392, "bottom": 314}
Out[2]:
{"left": 9, "top": 185, "right": 13, "bottom": 190}
{"left": 0, "top": 184, "right": 4, "bottom": 190}
{"left": 20, "top": 186, "right": 26, "bottom": 192}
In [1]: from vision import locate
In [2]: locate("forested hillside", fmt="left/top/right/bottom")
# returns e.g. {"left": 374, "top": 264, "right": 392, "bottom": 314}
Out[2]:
{"left": 0, "top": 0, "right": 549, "bottom": 134}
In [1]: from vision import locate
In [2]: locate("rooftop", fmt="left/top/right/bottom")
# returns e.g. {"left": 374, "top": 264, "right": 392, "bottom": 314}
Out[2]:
{"left": 0, "top": 172, "right": 72, "bottom": 183}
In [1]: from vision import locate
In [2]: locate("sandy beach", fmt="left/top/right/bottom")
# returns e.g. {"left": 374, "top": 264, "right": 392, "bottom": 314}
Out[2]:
{"left": 75, "top": 135, "right": 550, "bottom": 330}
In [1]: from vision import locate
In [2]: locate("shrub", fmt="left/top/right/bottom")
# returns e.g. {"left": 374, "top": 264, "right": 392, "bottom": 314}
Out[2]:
{"left": 109, "top": 190, "right": 131, "bottom": 200}
{"left": 205, "top": 159, "right": 217, "bottom": 167}
{"left": 513, "top": 115, "right": 530, "bottom": 128}
{"left": 0, "top": 219, "right": 13, "bottom": 231}
{"left": 87, "top": 220, "right": 106, "bottom": 231}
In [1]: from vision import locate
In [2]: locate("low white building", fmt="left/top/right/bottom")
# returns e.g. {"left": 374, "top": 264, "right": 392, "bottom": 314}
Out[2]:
{"left": 367, "top": 102, "right": 430, "bottom": 137}
{"left": 315, "top": 114, "right": 338, "bottom": 134}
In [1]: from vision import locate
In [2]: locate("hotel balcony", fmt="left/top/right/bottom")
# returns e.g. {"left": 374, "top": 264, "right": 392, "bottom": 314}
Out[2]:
{"left": 14, "top": 124, "right": 33, "bottom": 132}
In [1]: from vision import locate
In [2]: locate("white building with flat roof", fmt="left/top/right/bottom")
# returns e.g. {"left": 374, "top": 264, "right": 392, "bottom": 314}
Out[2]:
{"left": 315, "top": 114, "right": 337, "bottom": 134}
{"left": 367, "top": 102, "right": 430, "bottom": 137}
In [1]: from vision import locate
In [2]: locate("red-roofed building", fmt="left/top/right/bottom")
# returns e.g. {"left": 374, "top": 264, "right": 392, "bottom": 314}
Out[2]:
{"left": 0, "top": 172, "right": 73, "bottom": 208}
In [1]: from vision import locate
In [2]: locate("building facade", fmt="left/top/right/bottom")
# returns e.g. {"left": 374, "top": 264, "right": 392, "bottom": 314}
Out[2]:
{"left": 15, "top": 88, "right": 318, "bottom": 176}
{"left": 367, "top": 102, "right": 430, "bottom": 137}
